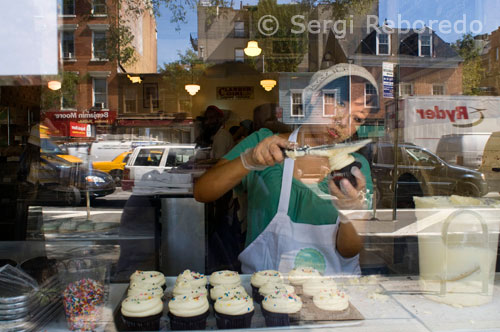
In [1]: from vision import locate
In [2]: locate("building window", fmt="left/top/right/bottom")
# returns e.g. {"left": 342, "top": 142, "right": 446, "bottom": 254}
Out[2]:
{"left": 291, "top": 91, "right": 304, "bottom": 117}
{"left": 93, "top": 31, "right": 107, "bottom": 59}
{"left": 365, "top": 83, "right": 378, "bottom": 107}
{"left": 432, "top": 84, "right": 445, "bottom": 95}
{"left": 61, "top": 31, "right": 75, "bottom": 59}
{"left": 234, "top": 48, "right": 244, "bottom": 62}
{"left": 61, "top": 0, "right": 75, "bottom": 15}
{"left": 419, "top": 35, "right": 432, "bottom": 57}
{"left": 92, "top": 0, "right": 107, "bottom": 15}
{"left": 323, "top": 90, "right": 338, "bottom": 116}
{"left": 93, "top": 78, "right": 107, "bottom": 108}
{"left": 377, "top": 33, "right": 390, "bottom": 55}
{"left": 234, "top": 21, "right": 245, "bottom": 38}
{"left": 399, "top": 83, "right": 414, "bottom": 96}
{"left": 124, "top": 87, "right": 137, "bottom": 113}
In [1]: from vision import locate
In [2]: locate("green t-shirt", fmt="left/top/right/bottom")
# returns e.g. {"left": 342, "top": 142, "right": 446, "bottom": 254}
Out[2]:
{"left": 224, "top": 128, "right": 373, "bottom": 247}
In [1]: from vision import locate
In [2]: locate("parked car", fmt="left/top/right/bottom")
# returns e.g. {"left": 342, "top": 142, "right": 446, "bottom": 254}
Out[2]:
{"left": 435, "top": 133, "right": 491, "bottom": 170}
{"left": 360, "top": 142, "right": 488, "bottom": 208}
{"left": 122, "top": 144, "right": 196, "bottom": 191}
{"left": 89, "top": 139, "right": 166, "bottom": 162}
{"left": 92, "top": 151, "right": 132, "bottom": 186}
{"left": 35, "top": 154, "right": 116, "bottom": 205}
{"left": 479, "top": 131, "right": 500, "bottom": 193}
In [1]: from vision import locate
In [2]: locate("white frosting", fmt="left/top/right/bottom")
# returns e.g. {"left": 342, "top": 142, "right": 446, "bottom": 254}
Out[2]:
{"left": 259, "top": 282, "right": 295, "bottom": 297}
{"left": 175, "top": 269, "right": 207, "bottom": 288}
{"left": 214, "top": 294, "right": 254, "bottom": 315}
{"left": 250, "top": 270, "right": 283, "bottom": 288}
{"left": 127, "top": 283, "right": 164, "bottom": 298}
{"left": 168, "top": 295, "right": 209, "bottom": 317}
{"left": 288, "top": 267, "right": 322, "bottom": 285}
{"left": 130, "top": 270, "right": 165, "bottom": 287}
{"left": 210, "top": 284, "right": 248, "bottom": 301}
{"left": 262, "top": 291, "right": 302, "bottom": 314}
{"left": 313, "top": 289, "right": 349, "bottom": 311}
{"left": 173, "top": 280, "right": 208, "bottom": 298}
{"left": 121, "top": 295, "right": 163, "bottom": 318}
{"left": 302, "top": 277, "right": 337, "bottom": 297}
{"left": 209, "top": 270, "right": 241, "bottom": 287}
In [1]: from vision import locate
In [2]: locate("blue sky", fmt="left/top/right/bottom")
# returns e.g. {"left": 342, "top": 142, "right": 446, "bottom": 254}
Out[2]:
{"left": 155, "top": 0, "right": 500, "bottom": 68}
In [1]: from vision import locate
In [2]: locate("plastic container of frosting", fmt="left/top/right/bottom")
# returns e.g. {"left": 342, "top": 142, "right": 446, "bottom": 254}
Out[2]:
{"left": 415, "top": 199, "right": 500, "bottom": 307}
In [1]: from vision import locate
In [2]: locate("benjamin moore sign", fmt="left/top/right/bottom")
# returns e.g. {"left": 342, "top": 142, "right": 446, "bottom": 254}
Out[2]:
{"left": 216, "top": 86, "right": 254, "bottom": 100}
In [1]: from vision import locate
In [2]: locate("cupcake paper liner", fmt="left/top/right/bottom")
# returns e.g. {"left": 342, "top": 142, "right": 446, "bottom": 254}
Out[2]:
{"left": 251, "top": 285, "right": 264, "bottom": 304}
{"left": 215, "top": 311, "right": 254, "bottom": 329}
{"left": 168, "top": 310, "right": 209, "bottom": 331}
{"left": 121, "top": 312, "right": 162, "bottom": 331}
{"left": 261, "top": 307, "right": 291, "bottom": 327}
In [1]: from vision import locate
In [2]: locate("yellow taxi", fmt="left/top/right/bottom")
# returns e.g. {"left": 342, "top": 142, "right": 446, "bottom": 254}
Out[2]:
{"left": 92, "top": 151, "right": 132, "bottom": 186}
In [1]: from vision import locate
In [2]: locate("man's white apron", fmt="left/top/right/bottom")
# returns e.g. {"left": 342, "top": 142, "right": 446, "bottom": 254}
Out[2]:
{"left": 238, "top": 128, "right": 360, "bottom": 275}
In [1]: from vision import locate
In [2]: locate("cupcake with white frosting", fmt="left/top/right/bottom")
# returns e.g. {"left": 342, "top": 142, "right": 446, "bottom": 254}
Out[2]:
{"left": 127, "top": 283, "right": 165, "bottom": 299}
{"left": 312, "top": 289, "right": 349, "bottom": 312}
{"left": 210, "top": 284, "right": 248, "bottom": 302}
{"left": 130, "top": 270, "right": 166, "bottom": 290}
{"left": 261, "top": 291, "right": 302, "bottom": 327}
{"left": 250, "top": 270, "right": 282, "bottom": 302}
{"left": 214, "top": 294, "right": 255, "bottom": 329}
{"left": 121, "top": 295, "right": 163, "bottom": 330}
{"left": 259, "top": 282, "right": 296, "bottom": 301}
{"left": 172, "top": 279, "right": 208, "bottom": 299}
{"left": 209, "top": 270, "right": 241, "bottom": 288}
{"left": 302, "top": 277, "right": 337, "bottom": 298}
{"left": 168, "top": 295, "right": 210, "bottom": 330}
{"left": 175, "top": 269, "right": 208, "bottom": 289}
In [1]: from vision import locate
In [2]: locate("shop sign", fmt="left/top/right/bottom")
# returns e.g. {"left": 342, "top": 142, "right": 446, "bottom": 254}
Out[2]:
{"left": 69, "top": 122, "right": 92, "bottom": 137}
{"left": 43, "top": 110, "right": 117, "bottom": 125}
{"left": 382, "top": 62, "right": 394, "bottom": 99}
{"left": 216, "top": 86, "right": 254, "bottom": 100}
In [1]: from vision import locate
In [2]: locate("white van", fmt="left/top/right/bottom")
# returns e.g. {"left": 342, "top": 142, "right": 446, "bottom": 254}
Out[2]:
{"left": 435, "top": 133, "right": 491, "bottom": 169}
{"left": 479, "top": 132, "right": 500, "bottom": 193}
{"left": 122, "top": 144, "right": 196, "bottom": 191}
{"left": 89, "top": 140, "right": 166, "bottom": 162}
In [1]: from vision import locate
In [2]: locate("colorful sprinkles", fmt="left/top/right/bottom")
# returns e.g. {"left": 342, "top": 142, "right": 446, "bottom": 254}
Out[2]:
{"left": 62, "top": 278, "right": 104, "bottom": 331}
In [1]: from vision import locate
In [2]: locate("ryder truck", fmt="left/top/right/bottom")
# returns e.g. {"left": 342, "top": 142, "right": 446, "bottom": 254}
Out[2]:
{"left": 385, "top": 95, "right": 500, "bottom": 156}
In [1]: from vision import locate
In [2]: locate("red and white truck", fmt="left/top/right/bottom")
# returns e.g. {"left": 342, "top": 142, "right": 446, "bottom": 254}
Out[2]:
{"left": 385, "top": 96, "right": 500, "bottom": 169}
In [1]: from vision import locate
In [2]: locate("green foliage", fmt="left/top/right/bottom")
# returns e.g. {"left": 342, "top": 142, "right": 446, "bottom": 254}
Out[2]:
{"left": 41, "top": 72, "right": 81, "bottom": 110}
{"left": 453, "top": 33, "right": 485, "bottom": 95}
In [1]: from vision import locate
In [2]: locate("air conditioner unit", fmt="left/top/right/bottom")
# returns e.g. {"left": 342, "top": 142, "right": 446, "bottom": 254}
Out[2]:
{"left": 94, "top": 102, "right": 104, "bottom": 109}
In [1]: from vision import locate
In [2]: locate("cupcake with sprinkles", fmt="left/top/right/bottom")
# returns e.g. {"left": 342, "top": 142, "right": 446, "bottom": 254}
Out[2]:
{"left": 168, "top": 295, "right": 210, "bottom": 330}
{"left": 210, "top": 284, "right": 248, "bottom": 303}
{"left": 288, "top": 267, "right": 321, "bottom": 294}
{"left": 258, "top": 282, "right": 296, "bottom": 305}
{"left": 175, "top": 269, "right": 208, "bottom": 289}
{"left": 312, "top": 289, "right": 349, "bottom": 312}
{"left": 62, "top": 278, "right": 105, "bottom": 331}
{"left": 250, "top": 270, "right": 282, "bottom": 302}
{"left": 173, "top": 279, "right": 208, "bottom": 299}
{"left": 127, "top": 282, "right": 165, "bottom": 300}
{"left": 209, "top": 270, "right": 241, "bottom": 289}
{"left": 121, "top": 294, "right": 164, "bottom": 331}
{"left": 130, "top": 270, "right": 166, "bottom": 290}
{"left": 261, "top": 291, "right": 303, "bottom": 327}
{"left": 302, "top": 276, "right": 337, "bottom": 299}
{"left": 214, "top": 294, "right": 255, "bottom": 329}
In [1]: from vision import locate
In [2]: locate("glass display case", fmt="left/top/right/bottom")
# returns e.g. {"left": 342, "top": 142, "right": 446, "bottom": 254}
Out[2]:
{"left": 1, "top": 0, "right": 500, "bottom": 331}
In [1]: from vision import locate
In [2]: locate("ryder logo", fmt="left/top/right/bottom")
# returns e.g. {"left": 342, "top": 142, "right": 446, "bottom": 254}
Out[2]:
{"left": 415, "top": 106, "right": 485, "bottom": 127}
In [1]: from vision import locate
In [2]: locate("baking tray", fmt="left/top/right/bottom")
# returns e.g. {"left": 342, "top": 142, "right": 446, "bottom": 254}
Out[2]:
{"left": 112, "top": 275, "right": 363, "bottom": 331}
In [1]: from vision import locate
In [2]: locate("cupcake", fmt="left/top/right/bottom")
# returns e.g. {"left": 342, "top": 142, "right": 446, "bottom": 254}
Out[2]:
{"left": 261, "top": 291, "right": 302, "bottom": 327}
{"left": 210, "top": 284, "right": 248, "bottom": 302}
{"left": 209, "top": 270, "right": 240, "bottom": 288}
{"left": 127, "top": 283, "right": 165, "bottom": 299}
{"left": 130, "top": 270, "right": 166, "bottom": 290}
{"left": 168, "top": 295, "right": 210, "bottom": 330}
{"left": 302, "top": 277, "right": 337, "bottom": 298}
{"left": 214, "top": 294, "right": 254, "bottom": 329}
{"left": 258, "top": 282, "right": 295, "bottom": 304}
{"left": 312, "top": 289, "right": 349, "bottom": 312}
{"left": 175, "top": 269, "right": 208, "bottom": 289}
{"left": 288, "top": 267, "right": 321, "bottom": 293}
{"left": 173, "top": 279, "right": 208, "bottom": 299}
{"left": 250, "top": 270, "right": 282, "bottom": 302}
{"left": 121, "top": 295, "right": 163, "bottom": 331}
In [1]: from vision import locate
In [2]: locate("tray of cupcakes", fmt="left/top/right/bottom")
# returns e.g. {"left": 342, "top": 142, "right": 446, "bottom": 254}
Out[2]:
{"left": 113, "top": 267, "right": 363, "bottom": 331}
